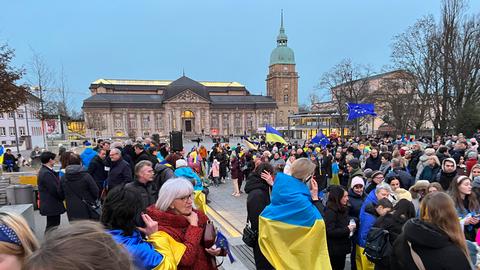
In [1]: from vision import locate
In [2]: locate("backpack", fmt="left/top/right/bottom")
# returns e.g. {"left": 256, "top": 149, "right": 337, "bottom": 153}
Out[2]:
{"left": 363, "top": 227, "right": 392, "bottom": 263}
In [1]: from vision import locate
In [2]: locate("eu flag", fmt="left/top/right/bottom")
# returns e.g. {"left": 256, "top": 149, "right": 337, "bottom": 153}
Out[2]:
{"left": 311, "top": 131, "right": 330, "bottom": 148}
{"left": 347, "top": 103, "right": 376, "bottom": 121}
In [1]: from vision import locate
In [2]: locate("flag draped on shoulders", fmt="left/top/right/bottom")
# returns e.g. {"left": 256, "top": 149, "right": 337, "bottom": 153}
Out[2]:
{"left": 258, "top": 173, "right": 331, "bottom": 270}
{"left": 265, "top": 124, "right": 287, "bottom": 145}
{"left": 147, "top": 231, "right": 186, "bottom": 270}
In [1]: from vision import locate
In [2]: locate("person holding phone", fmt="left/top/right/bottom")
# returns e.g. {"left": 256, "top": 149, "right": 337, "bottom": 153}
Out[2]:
{"left": 147, "top": 178, "right": 226, "bottom": 270}
{"left": 450, "top": 175, "right": 480, "bottom": 241}
{"left": 102, "top": 185, "right": 182, "bottom": 270}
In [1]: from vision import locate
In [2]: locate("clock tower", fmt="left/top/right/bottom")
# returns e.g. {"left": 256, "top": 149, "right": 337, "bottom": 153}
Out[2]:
{"left": 266, "top": 11, "right": 299, "bottom": 127}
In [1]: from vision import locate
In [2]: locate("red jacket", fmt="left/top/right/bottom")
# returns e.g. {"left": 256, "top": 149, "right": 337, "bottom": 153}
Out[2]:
{"left": 146, "top": 206, "right": 216, "bottom": 270}
{"left": 466, "top": 158, "right": 477, "bottom": 176}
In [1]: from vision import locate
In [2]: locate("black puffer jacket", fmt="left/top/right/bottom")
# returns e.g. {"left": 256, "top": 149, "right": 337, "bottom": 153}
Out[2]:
{"left": 60, "top": 165, "right": 99, "bottom": 221}
{"left": 244, "top": 172, "right": 274, "bottom": 270}
{"left": 324, "top": 204, "right": 351, "bottom": 256}
{"left": 391, "top": 218, "right": 471, "bottom": 270}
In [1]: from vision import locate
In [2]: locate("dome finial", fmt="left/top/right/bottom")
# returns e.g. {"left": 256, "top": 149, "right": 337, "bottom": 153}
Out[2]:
{"left": 277, "top": 10, "right": 287, "bottom": 46}
{"left": 281, "top": 9, "right": 284, "bottom": 30}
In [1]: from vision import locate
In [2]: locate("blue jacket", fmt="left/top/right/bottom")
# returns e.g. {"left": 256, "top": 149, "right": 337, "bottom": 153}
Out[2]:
{"left": 357, "top": 189, "right": 378, "bottom": 247}
{"left": 80, "top": 148, "right": 97, "bottom": 168}
{"left": 108, "top": 229, "right": 163, "bottom": 270}
{"left": 174, "top": 167, "right": 203, "bottom": 191}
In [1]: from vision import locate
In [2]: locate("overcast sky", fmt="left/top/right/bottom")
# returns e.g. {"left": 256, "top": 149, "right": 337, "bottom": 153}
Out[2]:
{"left": 2, "top": 0, "right": 479, "bottom": 111}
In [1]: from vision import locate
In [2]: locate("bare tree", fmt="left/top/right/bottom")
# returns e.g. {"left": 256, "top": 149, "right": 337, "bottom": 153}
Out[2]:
{"left": 28, "top": 50, "right": 55, "bottom": 121}
{"left": 392, "top": 0, "right": 480, "bottom": 135}
{"left": 319, "top": 58, "right": 373, "bottom": 137}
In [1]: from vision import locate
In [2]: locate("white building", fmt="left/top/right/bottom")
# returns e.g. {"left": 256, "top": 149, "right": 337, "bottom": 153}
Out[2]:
{"left": 0, "top": 94, "right": 45, "bottom": 151}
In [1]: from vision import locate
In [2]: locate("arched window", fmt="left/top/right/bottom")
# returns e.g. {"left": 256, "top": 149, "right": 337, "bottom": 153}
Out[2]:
{"left": 181, "top": 110, "right": 194, "bottom": 118}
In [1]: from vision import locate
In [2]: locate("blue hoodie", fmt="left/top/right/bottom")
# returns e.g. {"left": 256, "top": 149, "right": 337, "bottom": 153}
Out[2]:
{"left": 174, "top": 167, "right": 203, "bottom": 191}
{"left": 108, "top": 229, "right": 163, "bottom": 270}
{"left": 80, "top": 148, "right": 97, "bottom": 168}
{"left": 357, "top": 189, "right": 378, "bottom": 247}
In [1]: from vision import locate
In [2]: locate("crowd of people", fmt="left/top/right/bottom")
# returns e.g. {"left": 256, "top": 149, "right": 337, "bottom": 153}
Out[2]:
{"left": 2, "top": 132, "right": 480, "bottom": 269}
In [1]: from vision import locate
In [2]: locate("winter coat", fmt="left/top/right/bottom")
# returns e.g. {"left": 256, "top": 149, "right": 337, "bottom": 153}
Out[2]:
{"left": 269, "top": 158, "right": 286, "bottom": 170}
{"left": 125, "top": 180, "right": 158, "bottom": 211}
{"left": 211, "top": 161, "right": 220, "bottom": 178}
{"left": 108, "top": 229, "right": 164, "bottom": 270}
{"left": 408, "top": 150, "right": 423, "bottom": 177}
{"left": 391, "top": 218, "right": 471, "bottom": 270}
{"left": 348, "top": 188, "right": 366, "bottom": 219}
{"left": 415, "top": 154, "right": 430, "bottom": 180}
{"left": 80, "top": 147, "right": 97, "bottom": 168}
{"left": 324, "top": 204, "right": 351, "bottom": 256}
{"left": 175, "top": 167, "right": 202, "bottom": 190}
{"left": 379, "top": 162, "right": 391, "bottom": 175}
{"left": 38, "top": 165, "right": 66, "bottom": 216}
{"left": 153, "top": 163, "right": 175, "bottom": 192}
{"left": 373, "top": 214, "right": 405, "bottom": 270}
{"left": 216, "top": 153, "right": 228, "bottom": 178}
{"left": 107, "top": 158, "right": 133, "bottom": 189}
{"left": 357, "top": 190, "right": 378, "bottom": 247}
{"left": 230, "top": 157, "right": 241, "bottom": 179}
{"left": 135, "top": 151, "right": 151, "bottom": 165}
{"left": 146, "top": 207, "right": 218, "bottom": 270}
{"left": 418, "top": 165, "right": 441, "bottom": 182}
{"left": 466, "top": 158, "right": 477, "bottom": 176}
{"left": 436, "top": 170, "right": 457, "bottom": 191}
{"left": 450, "top": 149, "right": 465, "bottom": 165}
{"left": 386, "top": 168, "right": 415, "bottom": 190}
{"left": 244, "top": 172, "right": 274, "bottom": 270}
{"left": 365, "top": 156, "right": 382, "bottom": 171}
{"left": 87, "top": 155, "right": 108, "bottom": 186}
{"left": 60, "top": 165, "right": 99, "bottom": 221}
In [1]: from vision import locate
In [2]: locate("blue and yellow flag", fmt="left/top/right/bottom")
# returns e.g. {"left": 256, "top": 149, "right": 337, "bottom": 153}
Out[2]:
{"left": 265, "top": 124, "right": 287, "bottom": 145}
{"left": 259, "top": 173, "right": 331, "bottom": 270}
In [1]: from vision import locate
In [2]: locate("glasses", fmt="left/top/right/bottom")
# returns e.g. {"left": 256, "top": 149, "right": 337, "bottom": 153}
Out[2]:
{"left": 176, "top": 194, "right": 193, "bottom": 201}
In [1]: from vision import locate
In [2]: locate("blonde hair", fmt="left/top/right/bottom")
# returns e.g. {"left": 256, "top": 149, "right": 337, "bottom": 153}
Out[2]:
{"left": 290, "top": 158, "right": 316, "bottom": 181}
{"left": 420, "top": 192, "right": 469, "bottom": 261}
{"left": 24, "top": 221, "right": 132, "bottom": 270}
{"left": 0, "top": 212, "right": 39, "bottom": 265}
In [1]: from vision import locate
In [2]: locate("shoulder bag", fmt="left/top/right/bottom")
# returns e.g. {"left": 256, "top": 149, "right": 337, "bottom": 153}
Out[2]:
{"left": 242, "top": 217, "right": 257, "bottom": 247}
{"left": 64, "top": 181, "right": 102, "bottom": 220}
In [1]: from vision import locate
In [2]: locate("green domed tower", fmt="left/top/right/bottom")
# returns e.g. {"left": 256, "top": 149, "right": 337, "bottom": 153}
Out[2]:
{"left": 266, "top": 11, "right": 299, "bottom": 127}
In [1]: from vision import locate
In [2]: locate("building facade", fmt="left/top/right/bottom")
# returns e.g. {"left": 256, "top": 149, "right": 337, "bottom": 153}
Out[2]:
{"left": 82, "top": 76, "right": 278, "bottom": 138}
{"left": 83, "top": 14, "right": 299, "bottom": 139}
{"left": 0, "top": 95, "right": 44, "bottom": 150}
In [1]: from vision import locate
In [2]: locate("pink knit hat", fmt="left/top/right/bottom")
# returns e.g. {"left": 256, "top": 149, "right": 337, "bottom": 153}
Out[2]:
{"left": 351, "top": 176, "right": 365, "bottom": 189}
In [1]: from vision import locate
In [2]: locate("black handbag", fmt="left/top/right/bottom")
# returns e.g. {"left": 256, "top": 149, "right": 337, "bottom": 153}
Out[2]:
{"left": 65, "top": 182, "right": 102, "bottom": 220}
{"left": 242, "top": 217, "right": 257, "bottom": 247}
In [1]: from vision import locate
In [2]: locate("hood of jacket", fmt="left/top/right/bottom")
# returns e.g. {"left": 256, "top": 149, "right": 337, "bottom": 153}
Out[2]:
{"left": 65, "top": 165, "right": 86, "bottom": 179}
{"left": 244, "top": 173, "right": 270, "bottom": 194}
{"left": 404, "top": 218, "right": 453, "bottom": 249}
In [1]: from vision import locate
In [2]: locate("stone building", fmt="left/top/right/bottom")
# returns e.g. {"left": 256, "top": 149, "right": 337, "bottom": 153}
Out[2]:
{"left": 82, "top": 76, "right": 278, "bottom": 138}
{"left": 82, "top": 13, "right": 299, "bottom": 139}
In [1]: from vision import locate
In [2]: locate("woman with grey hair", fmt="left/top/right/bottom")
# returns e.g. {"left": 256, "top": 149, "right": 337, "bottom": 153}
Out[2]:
{"left": 147, "top": 178, "right": 226, "bottom": 270}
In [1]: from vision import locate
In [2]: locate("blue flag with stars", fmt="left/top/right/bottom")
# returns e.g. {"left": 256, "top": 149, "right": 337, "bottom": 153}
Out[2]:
{"left": 347, "top": 103, "right": 377, "bottom": 121}
{"left": 311, "top": 131, "right": 330, "bottom": 148}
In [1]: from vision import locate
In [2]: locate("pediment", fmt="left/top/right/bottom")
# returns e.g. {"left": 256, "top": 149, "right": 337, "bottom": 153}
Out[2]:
{"left": 164, "top": 89, "right": 210, "bottom": 103}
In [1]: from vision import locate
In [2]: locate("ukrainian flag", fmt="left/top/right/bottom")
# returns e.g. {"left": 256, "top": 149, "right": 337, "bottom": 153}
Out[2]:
{"left": 259, "top": 173, "right": 331, "bottom": 270}
{"left": 265, "top": 124, "right": 287, "bottom": 145}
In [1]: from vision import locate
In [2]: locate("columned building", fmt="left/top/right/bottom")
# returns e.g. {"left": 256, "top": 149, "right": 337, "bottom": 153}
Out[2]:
{"left": 266, "top": 12, "right": 299, "bottom": 129}
{"left": 82, "top": 76, "right": 277, "bottom": 139}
